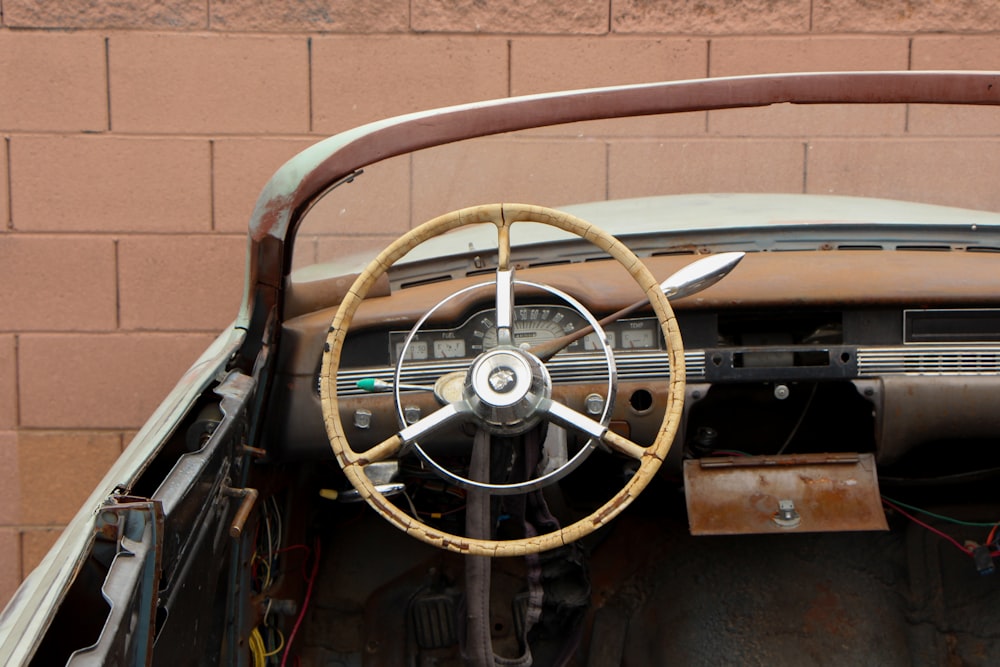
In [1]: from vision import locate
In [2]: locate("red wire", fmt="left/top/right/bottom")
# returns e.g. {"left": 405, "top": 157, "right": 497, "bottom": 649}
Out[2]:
{"left": 882, "top": 498, "right": 972, "bottom": 557}
{"left": 280, "top": 538, "right": 321, "bottom": 667}
{"left": 275, "top": 544, "right": 311, "bottom": 555}
{"left": 273, "top": 543, "right": 312, "bottom": 581}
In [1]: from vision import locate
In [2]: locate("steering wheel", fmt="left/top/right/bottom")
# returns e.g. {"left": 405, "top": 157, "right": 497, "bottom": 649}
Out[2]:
{"left": 320, "top": 203, "right": 685, "bottom": 556}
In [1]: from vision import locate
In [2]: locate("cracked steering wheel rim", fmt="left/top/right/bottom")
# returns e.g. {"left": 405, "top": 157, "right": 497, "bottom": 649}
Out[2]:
{"left": 320, "top": 203, "right": 686, "bottom": 557}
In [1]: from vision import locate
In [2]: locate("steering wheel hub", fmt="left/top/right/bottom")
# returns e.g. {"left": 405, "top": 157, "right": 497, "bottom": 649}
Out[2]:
{"left": 465, "top": 347, "right": 551, "bottom": 435}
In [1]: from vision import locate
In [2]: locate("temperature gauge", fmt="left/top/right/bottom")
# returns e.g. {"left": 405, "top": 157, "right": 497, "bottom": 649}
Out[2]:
{"left": 621, "top": 328, "right": 655, "bottom": 350}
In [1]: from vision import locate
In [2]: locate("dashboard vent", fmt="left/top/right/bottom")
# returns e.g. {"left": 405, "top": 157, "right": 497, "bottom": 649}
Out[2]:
{"left": 896, "top": 244, "right": 950, "bottom": 252}
{"left": 527, "top": 259, "right": 572, "bottom": 268}
{"left": 651, "top": 248, "right": 698, "bottom": 257}
{"left": 400, "top": 274, "right": 453, "bottom": 289}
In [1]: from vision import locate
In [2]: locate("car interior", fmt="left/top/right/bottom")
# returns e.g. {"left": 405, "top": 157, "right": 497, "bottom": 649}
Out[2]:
{"left": 14, "top": 73, "right": 1000, "bottom": 666}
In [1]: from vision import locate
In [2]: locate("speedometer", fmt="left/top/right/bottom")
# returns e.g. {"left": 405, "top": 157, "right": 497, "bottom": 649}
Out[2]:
{"left": 472, "top": 306, "right": 586, "bottom": 353}
{"left": 389, "top": 305, "right": 602, "bottom": 363}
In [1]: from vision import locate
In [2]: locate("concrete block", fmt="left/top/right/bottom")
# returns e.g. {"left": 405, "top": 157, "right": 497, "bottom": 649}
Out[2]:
{"left": 10, "top": 136, "right": 210, "bottom": 233}
{"left": 412, "top": 0, "right": 608, "bottom": 35}
{"left": 0, "top": 236, "right": 116, "bottom": 331}
{"left": 0, "top": 31, "right": 107, "bottom": 131}
{"left": 19, "top": 333, "right": 217, "bottom": 429}
{"left": 118, "top": 235, "right": 246, "bottom": 332}
{"left": 110, "top": 33, "right": 309, "bottom": 134}
{"left": 312, "top": 36, "right": 507, "bottom": 134}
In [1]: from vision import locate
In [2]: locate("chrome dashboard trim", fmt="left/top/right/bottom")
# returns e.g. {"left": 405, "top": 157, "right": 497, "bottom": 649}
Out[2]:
{"left": 856, "top": 345, "right": 1000, "bottom": 375}
{"left": 334, "top": 344, "right": 1000, "bottom": 396}
{"left": 335, "top": 350, "right": 705, "bottom": 397}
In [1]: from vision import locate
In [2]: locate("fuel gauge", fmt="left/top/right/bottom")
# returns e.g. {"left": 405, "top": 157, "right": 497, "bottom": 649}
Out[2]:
{"left": 433, "top": 338, "right": 467, "bottom": 359}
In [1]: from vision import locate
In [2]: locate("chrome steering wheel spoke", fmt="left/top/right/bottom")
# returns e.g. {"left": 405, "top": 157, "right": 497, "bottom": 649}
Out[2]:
{"left": 541, "top": 399, "right": 608, "bottom": 441}
{"left": 398, "top": 400, "right": 472, "bottom": 446}
{"left": 493, "top": 219, "right": 515, "bottom": 347}
{"left": 494, "top": 268, "right": 515, "bottom": 347}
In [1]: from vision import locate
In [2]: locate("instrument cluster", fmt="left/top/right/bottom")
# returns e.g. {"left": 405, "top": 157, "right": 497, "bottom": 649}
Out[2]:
{"left": 389, "top": 304, "right": 662, "bottom": 363}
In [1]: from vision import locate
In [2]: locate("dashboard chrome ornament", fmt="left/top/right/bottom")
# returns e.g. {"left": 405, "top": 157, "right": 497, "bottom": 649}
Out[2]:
{"left": 660, "top": 251, "right": 746, "bottom": 301}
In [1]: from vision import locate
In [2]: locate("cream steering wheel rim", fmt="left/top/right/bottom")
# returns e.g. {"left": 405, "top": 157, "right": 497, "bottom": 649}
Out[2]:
{"left": 320, "top": 203, "right": 685, "bottom": 556}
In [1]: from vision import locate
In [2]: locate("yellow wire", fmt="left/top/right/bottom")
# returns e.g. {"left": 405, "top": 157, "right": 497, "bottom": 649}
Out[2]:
{"left": 251, "top": 553, "right": 272, "bottom": 590}
{"left": 249, "top": 628, "right": 265, "bottom": 667}
{"left": 249, "top": 625, "right": 285, "bottom": 664}
{"left": 262, "top": 628, "right": 286, "bottom": 657}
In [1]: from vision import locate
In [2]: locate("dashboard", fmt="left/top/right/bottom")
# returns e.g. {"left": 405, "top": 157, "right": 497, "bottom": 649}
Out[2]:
{"left": 266, "top": 250, "right": 1000, "bottom": 479}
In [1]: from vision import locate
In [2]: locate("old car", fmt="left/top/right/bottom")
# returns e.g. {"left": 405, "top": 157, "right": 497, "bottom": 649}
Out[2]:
{"left": 3, "top": 71, "right": 1000, "bottom": 665}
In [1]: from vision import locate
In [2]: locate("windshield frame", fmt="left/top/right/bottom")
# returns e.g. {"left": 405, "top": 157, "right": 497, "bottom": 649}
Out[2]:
{"left": 235, "top": 71, "right": 1000, "bottom": 363}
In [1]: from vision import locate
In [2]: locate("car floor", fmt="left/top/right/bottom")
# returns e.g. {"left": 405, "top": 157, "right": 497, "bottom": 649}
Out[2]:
{"left": 291, "top": 484, "right": 1000, "bottom": 666}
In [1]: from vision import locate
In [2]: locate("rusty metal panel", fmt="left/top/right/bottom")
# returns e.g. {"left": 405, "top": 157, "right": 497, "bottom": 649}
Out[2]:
{"left": 684, "top": 452, "right": 888, "bottom": 535}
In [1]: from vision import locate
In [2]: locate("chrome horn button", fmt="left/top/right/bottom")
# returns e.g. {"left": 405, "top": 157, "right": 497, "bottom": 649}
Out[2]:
{"left": 472, "top": 351, "right": 531, "bottom": 407}
{"left": 465, "top": 348, "right": 551, "bottom": 435}
{"left": 488, "top": 366, "right": 517, "bottom": 393}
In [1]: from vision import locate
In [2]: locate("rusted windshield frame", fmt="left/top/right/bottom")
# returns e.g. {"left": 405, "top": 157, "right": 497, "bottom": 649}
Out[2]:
{"left": 235, "top": 70, "right": 1000, "bottom": 349}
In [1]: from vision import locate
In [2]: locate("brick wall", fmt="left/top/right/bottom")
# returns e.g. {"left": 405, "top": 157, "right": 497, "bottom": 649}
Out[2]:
{"left": 2, "top": 0, "right": 1000, "bottom": 606}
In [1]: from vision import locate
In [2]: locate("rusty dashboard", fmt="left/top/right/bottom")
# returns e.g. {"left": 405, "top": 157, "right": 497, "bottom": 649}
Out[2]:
{"left": 266, "top": 244, "right": 1000, "bottom": 478}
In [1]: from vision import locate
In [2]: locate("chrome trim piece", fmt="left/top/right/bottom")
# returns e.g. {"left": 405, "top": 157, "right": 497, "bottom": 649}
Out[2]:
{"left": 336, "top": 344, "right": 1000, "bottom": 395}
{"left": 856, "top": 345, "right": 1000, "bottom": 375}
{"left": 336, "top": 350, "right": 704, "bottom": 397}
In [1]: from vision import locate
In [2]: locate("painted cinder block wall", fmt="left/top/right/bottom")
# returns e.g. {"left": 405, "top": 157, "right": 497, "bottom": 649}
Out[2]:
{"left": 3, "top": 0, "right": 1000, "bottom": 606}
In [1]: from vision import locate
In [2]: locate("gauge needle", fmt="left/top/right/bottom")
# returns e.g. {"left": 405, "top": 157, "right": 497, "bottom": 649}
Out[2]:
{"left": 528, "top": 251, "right": 745, "bottom": 362}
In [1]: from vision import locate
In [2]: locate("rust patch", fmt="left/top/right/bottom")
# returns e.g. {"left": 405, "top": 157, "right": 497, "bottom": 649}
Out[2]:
{"left": 802, "top": 583, "right": 858, "bottom": 640}
{"left": 250, "top": 193, "right": 294, "bottom": 243}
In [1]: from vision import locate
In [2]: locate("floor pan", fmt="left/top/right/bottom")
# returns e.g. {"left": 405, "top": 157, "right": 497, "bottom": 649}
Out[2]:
{"left": 297, "top": 498, "right": 1000, "bottom": 666}
{"left": 588, "top": 511, "right": 1000, "bottom": 666}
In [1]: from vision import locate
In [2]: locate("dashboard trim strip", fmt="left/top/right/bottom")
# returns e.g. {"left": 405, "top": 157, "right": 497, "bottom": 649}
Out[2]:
{"left": 333, "top": 344, "right": 1000, "bottom": 396}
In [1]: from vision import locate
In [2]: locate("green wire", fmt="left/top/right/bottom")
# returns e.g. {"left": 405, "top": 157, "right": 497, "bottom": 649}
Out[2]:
{"left": 881, "top": 495, "right": 999, "bottom": 528}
